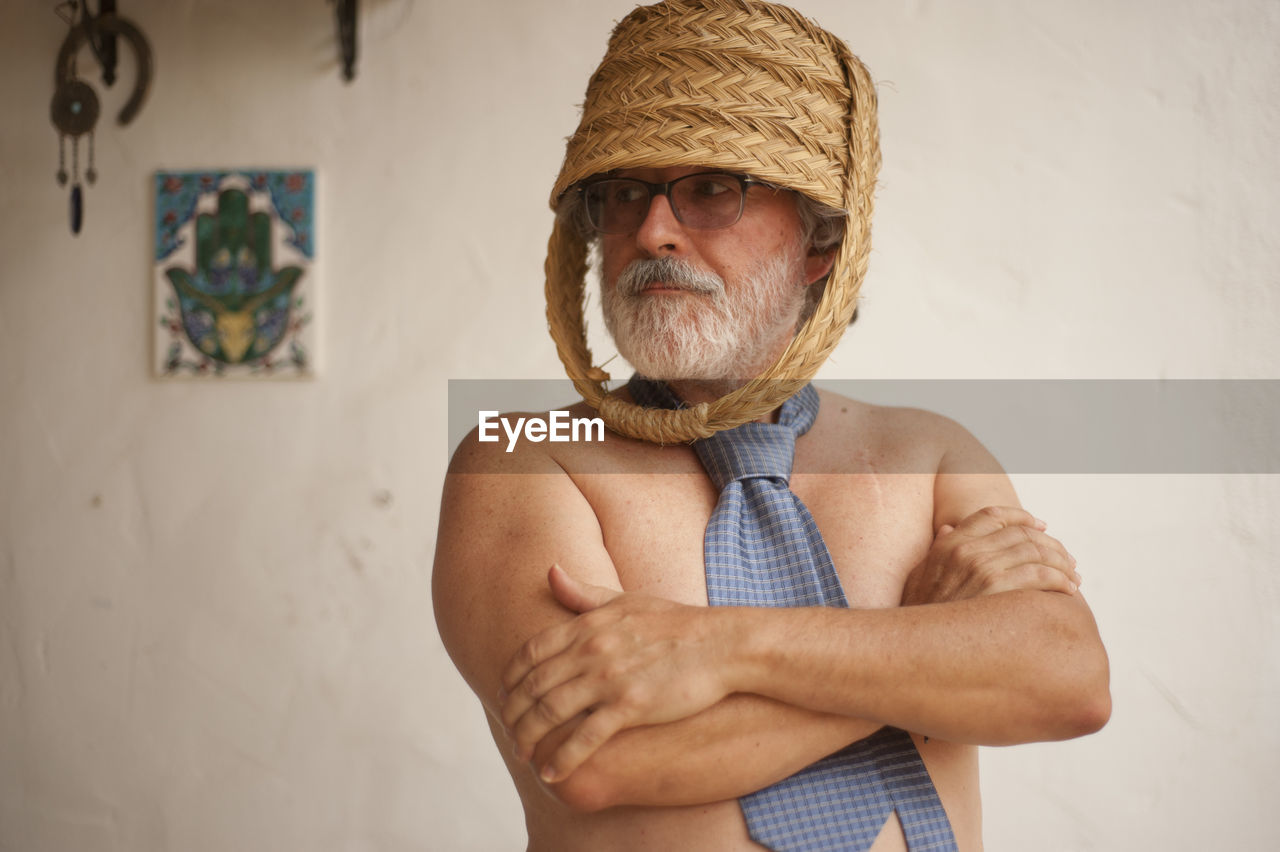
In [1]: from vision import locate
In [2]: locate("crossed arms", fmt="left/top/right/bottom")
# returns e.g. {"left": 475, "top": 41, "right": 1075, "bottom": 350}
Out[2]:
{"left": 432, "top": 417, "right": 1111, "bottom": 813}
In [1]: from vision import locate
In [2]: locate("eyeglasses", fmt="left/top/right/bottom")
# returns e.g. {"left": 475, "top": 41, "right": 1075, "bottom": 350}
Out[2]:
{"left": 577, "top": 172, "right": 778, "bottom": 235}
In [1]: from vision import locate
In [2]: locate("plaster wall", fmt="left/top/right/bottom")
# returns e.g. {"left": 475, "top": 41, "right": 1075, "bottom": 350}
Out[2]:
{"left": 1, "top": 0, "right": 1277, "bottom": 849}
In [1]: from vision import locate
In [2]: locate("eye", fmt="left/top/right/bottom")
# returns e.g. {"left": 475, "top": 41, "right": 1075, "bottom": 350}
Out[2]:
{"left": 587, "top": 181, "right": 644, "bottom": 207}
{"left": 689, "top": 176, "right": 734, "bottom": 198}
{"left": 613, "top": 183, "right": 647, "bottom": 204}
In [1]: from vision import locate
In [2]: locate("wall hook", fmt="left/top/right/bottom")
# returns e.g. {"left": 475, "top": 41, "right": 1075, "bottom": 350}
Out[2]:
{"left": 333, "top": 0, "right": 358, "bottom": 83}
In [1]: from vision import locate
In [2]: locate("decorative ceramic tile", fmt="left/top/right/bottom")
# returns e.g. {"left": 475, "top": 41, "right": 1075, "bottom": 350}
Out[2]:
{"left": 154, "top": 169, "right": 316, "bottom": 378}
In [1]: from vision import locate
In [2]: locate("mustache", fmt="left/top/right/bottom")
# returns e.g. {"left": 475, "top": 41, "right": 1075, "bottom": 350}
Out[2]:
{"left": 615, "top": 257, "right": 725, "bottom": 298}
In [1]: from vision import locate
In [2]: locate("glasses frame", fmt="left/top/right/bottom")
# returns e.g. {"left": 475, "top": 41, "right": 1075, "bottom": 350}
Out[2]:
{"left": 575, "top": 171, "right": 780, "bottom": 235}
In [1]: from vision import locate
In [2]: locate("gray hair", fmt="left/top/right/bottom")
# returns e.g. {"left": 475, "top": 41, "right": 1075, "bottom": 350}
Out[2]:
{"left": 792, "top": 192, "right": 850, "bottom": 326}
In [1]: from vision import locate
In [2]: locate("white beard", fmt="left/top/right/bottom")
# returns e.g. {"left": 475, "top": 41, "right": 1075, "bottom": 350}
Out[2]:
{"left": 602, "top": 252, "right": 806, "bottom": 383}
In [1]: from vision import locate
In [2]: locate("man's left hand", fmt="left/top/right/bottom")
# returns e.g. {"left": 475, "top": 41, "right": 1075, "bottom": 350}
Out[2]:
{"left": 901, "top": 506, "right": 1080, "bottom": 606}
{"left": 500, "top": 564, "right": 734, "bottom": 784}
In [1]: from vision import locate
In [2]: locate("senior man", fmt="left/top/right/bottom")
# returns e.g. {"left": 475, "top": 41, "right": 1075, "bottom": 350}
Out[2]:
{"left": 433, "top": 1, "right": 1110, "bottom": 850}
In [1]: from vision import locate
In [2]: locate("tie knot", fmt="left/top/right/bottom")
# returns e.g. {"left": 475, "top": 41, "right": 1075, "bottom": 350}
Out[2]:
{"left": 693, "top": 384, "right": 818, "bottom": 488}
{"left": 695, "top": 422, "right": 798, "bottom": 489}
{"left": 626, "top": 378, "right": 820, "bottom": 489}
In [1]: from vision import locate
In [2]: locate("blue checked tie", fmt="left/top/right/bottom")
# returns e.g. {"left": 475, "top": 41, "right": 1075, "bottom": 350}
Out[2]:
{"left": 629, "top": 377, "right": 958, "bottom": 852}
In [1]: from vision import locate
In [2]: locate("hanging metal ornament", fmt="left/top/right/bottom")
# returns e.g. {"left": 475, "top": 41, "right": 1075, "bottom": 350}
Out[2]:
{"left": 50, "top": 1, "right": 153, "bottom": 236}
{"left": 51, "top": 75, "right": 99, "bottom": 233}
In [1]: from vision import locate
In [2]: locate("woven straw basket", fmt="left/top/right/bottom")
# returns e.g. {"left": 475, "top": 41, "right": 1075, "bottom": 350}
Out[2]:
{"left": 544, "top": 0, "right": 881, "bottom": 443}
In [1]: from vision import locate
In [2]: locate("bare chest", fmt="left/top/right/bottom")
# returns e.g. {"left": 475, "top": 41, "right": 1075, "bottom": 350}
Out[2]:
{"left": 572, "top": 457, "right": 937, "bottom": 609}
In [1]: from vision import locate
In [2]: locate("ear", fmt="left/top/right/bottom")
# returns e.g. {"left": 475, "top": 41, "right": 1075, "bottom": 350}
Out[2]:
{"left": 803, "top": 246, "right": 836, "bottom": 286}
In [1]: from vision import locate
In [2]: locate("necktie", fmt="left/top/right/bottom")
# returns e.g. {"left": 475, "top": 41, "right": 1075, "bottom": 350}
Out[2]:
{"left": 629, "top": 377, "right": 958, "bottom": 852}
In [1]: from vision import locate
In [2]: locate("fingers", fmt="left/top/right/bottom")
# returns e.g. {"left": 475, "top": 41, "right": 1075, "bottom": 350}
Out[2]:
{"left": 548, "top": 563, "right": 621, "bottom": 614}
{"left": 506, "top": 674, "right": 604, "bottom": 762}
{"left": 951, "top": 505, "right": 1046, "bottom": 537}
{"left": 538, "top": 705, "right": 630, "bottom": 784}
{"left": 496, "top": 581, "right": 717, "bottom": 785}
{"left": 500, "top": 568, "right": 629, "bottom": 760}
{"left": 501, "top": 618, "right": 578, "bottom": 702}
{"left": 500, "top": 567, "right": 619, "bottom": 698}
{"left": 947, "top": 524, "right": 1081, "bottom": 594}
{"left": 501, "top": 636, "right": 646, "bottom": 765}
{"left": 984, "top": 563, "right": 1078, "bottom": 596}
{"left": 1009, "top": 526, "right": 1080, "bottom": 590}
{"left": 501, "top": 642, "right": 578, "bottom": 725}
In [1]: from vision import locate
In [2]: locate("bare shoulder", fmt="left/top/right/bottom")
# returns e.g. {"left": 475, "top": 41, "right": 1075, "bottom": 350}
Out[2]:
{"left": 449, "top": 402, "right": 576, "bottom": 475}
{"left": 810, "top": 387, "right": 1001, "bottom": 475}
{"left": 447, "top": 399, "right": 640, "bottom": 478}
{"left": 440, "top": 401, "right": 613, "bottom": 554}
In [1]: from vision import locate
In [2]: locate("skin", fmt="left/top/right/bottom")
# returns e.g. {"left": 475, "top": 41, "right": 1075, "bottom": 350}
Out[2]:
{"left": 599, "top": 167, "right": 829, "bottom": 398}
{"left": 432, "top": 166, "right": 1111, "bottom": 851}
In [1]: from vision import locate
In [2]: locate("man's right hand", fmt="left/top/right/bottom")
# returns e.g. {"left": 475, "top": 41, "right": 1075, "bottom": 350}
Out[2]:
{"left": 900, "top": 506, "right": 1081, "bottom": 606}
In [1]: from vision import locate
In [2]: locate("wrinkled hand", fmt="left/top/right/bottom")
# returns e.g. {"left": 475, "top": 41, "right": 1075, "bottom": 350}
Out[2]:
{"left": 901, "top": 506, "right": 1081, "bottom": 606}
{"left": 500, "top": 565, "right": 732, "bottom": 784}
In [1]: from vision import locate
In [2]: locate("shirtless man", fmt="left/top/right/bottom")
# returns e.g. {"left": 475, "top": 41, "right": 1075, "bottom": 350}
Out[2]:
{"left": 433, "top": 2, "right": 1110, "bottom": 849}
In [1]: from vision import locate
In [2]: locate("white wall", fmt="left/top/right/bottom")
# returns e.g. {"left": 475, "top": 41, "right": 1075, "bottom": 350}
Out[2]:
{"left": 1, "top": 0, "right": 1276, "bottom": 849}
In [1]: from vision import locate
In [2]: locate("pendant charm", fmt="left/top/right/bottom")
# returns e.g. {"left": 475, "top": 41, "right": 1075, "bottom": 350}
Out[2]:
{"left": 49, "top": 2, "right": 153, "bottom": 235}
{"left": 70, "top": 184, "right": 83, "bottom": 235}
{"left": 50, "top": 78, "right": 101, "bottom": 137}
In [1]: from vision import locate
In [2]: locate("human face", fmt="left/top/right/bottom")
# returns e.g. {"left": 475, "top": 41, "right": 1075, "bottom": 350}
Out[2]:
{"left": 598, "top": 166, "right": 833, "bottom": 386}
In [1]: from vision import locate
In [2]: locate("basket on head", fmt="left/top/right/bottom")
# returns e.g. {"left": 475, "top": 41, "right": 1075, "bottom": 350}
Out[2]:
{"left": 545, "top": 0, "right": 880, "bottom": 443}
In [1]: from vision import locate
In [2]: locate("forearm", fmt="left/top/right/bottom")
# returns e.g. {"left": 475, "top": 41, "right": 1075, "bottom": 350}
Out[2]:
{"left": 541, "top": 695, "right": 881, "bottom": 811}
{"left": 728, "top": 590, "right": 1111, "bottom": 745}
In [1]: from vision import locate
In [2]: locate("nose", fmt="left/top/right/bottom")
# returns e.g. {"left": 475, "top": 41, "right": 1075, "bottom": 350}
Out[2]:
{"left": 634, "top": 192, "right": 685, "bottom": 257}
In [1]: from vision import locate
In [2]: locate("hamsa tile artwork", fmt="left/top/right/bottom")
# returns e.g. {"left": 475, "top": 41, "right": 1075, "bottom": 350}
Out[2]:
{"left": 153, "top": 170, "right": 316, "bottom": 378}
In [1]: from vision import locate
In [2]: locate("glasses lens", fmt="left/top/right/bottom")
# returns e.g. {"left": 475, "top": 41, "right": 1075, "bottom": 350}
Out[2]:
{"left": 581, "top": 174, "right": 748, "bottom": 233}
{"left": 584, "top": 180, "right": 649, "bottom": 234}
{"left": 670, "top": 174, "right": 744, "bottom": 230}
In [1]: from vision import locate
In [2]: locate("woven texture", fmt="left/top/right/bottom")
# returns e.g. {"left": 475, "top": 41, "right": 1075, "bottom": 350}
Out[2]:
{"left": 629, "top": 377, "right": 958, "bottom": 852}
{"left": 741, "top": 728, "right": 959, "bottom": 852}
{"left": 546, "top": 0, "right": 881, "bottom": 443}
